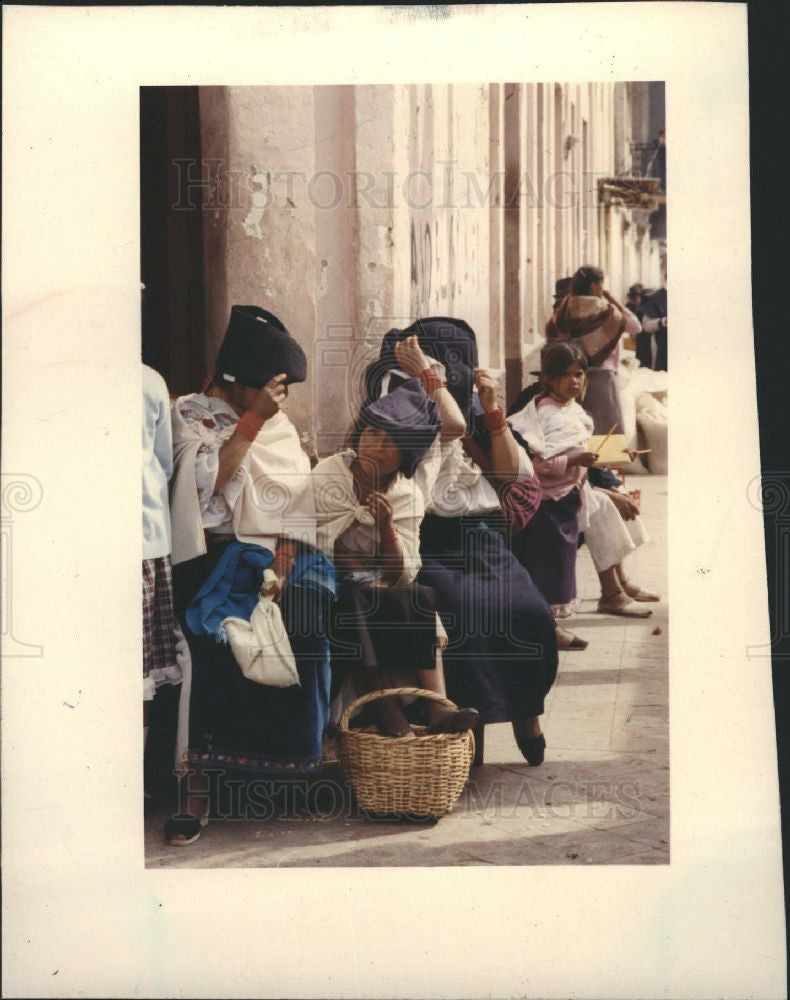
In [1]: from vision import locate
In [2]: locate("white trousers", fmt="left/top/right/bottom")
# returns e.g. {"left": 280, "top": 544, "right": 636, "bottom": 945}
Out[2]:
{"left": 584, "top": 491, "right": 649, "bottom": 573}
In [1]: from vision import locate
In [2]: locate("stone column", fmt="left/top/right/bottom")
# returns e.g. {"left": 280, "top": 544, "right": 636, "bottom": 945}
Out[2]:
{"left": 199, "top": 86, "right": 319, "bottom": 451}
{"left": 502, "top": 83, "right": 523, "bottom": 406}
{"left": 312, "top": 84, "right": 359, "bottom": 455}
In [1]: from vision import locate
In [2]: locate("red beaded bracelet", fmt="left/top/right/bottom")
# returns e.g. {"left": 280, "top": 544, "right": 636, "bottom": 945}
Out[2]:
{"left": 236, "top": 410, "right": 265, "bottom": 441}
{"left": 418, "top": 368, "right": 447, "bottom": 396}
{"left": 482, "top": 406, "right": 508, "bottom": 436}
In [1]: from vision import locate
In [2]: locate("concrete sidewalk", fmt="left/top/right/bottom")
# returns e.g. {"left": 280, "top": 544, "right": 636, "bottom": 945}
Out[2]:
{"left": 145, "top": 475, "right": 668, "bottom": 868}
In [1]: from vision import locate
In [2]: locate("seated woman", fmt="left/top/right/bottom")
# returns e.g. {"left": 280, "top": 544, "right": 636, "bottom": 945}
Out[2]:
{"left": 365, "top": 318, "right": 558, "bottom": 766}
{"left": 165, "top": 305, "right": 333, "bottom": 846}
{"left": 313, "top": 380, "right": 479, "bottom": 738}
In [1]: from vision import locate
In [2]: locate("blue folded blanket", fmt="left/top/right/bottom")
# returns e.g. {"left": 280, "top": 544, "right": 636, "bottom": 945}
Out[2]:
{"left": 186, "top": 542, "right": 336, "bottom": 637}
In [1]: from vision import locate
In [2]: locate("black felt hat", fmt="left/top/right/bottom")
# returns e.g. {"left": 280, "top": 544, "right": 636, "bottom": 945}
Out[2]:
{"left": 365, "top": 316, "right": 479, "bottom": 429}
{"left": 215, "top": 306, "right": 307, "bottom": 389}
{"left": 360, "top": 379, "right": 441, "bottom": 478}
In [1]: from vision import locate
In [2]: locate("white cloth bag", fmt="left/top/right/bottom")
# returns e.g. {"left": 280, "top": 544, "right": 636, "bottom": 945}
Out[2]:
{"left": 222, "top": 572, "right": 299, "bottom": 687}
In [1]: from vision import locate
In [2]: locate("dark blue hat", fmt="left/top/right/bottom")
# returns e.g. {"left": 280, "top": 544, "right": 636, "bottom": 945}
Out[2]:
{"left": 215, "top": 306, "right": 307, "bottom": 389}
{"left": 360, "top": 379, "right": 441, "bottom": 478}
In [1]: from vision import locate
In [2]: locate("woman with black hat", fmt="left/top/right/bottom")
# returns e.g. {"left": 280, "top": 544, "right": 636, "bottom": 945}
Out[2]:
{"left": 165, "top": 306, "right": 333, "bottom": 846}
{"left": 313, "top": 380, "right": 479, "bottom": 738}
{"left": 365, "top": 318, "right": 558, "bottom": 766}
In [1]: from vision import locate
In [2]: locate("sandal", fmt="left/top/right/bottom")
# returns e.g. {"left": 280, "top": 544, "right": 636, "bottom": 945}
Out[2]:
{"left": 164, "top": 811, "right": 209, "bottom": 847}
{"left": 597, "top": 592, "right": 653, "bottom": 618}
{"left": 622, "top": 584, "right": 660, "bottom": 602}
{"left": 424, "top": 707, "right": 480, "bottom": 735}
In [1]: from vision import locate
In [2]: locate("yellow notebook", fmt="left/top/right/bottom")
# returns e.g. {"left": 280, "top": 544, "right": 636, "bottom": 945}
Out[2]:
{"left": 588, "top": 433, "right": 630, "bottom": 467}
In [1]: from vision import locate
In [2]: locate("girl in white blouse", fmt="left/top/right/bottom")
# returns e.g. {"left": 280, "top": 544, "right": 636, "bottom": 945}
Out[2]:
{"left": 313, "top": 380, "right": 479, "bottom": 739}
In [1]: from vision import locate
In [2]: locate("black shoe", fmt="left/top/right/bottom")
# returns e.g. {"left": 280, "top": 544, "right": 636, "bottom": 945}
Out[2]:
{"left": 512, "top": 727, "right": 546, "bottom": 766}
{"left": 164, "top": 812, "right": 208, "bottom": 846}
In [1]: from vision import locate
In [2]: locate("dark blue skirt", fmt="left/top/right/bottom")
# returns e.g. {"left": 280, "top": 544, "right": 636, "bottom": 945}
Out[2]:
{"left": 418, "top": 514, "right": 558, "bottom": 724}
{"left": 173, "top": 543, "right": 332, "bottom": 776}
{"left": 514, "top": 489, "right": 581, "bottom": 607}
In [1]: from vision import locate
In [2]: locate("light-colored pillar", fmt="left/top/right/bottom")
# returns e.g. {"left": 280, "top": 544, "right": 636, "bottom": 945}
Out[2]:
{"left": 488, "top": 83, "right": 504, "bottom": 367}
{"left": 313, "top": 84, "right": 359, "bottom": 455}
{"left": 502, "top": 83, "right": 523, "bottom": 405}
{"left": 523, "top": 83, "right": 541, "bottom": 344}
{"left": 199, "top": 85, "right": 319, "bottom": 449}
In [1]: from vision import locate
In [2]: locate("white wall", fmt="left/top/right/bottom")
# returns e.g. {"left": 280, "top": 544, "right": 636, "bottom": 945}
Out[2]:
{"left": 198, "top": 82, "right": 661, "bottom": 453}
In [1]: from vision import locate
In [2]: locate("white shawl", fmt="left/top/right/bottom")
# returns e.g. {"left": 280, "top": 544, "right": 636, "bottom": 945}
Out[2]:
{"left": 312, "top": 450, "right": 423, "bottom": 587}
{"left": 170, "top": 394, "right": 316, "bottom": 566}
{"left": 508, "top": 395, "right": 600, "bottom": 529}
{"left": 508, "top": 396, "right": 592, "bottom": 459}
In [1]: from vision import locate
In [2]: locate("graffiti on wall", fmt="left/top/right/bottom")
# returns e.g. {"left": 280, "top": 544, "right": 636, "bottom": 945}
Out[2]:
{"left": 409, "top": 211, "right": 482, "bottom": 322}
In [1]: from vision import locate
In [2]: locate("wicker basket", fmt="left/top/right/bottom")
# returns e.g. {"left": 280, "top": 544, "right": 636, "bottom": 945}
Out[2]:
{"left": 338, "top": 687, "right": 475, "bottom": 818}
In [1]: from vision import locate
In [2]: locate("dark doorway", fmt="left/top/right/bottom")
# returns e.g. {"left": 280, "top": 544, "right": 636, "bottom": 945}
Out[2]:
{"left": 140, "top": 86, "right": 205, "bottom": 395}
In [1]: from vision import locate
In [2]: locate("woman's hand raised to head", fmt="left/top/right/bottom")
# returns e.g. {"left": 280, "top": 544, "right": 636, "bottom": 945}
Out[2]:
{"left": 394, "top": 336, "right": 431, "bottom": 378}
{"left": 475, "top": 369, "right": 499, "bottom": 413}
{"left": 249, "top": 373, "right": 288, "bottom": 419}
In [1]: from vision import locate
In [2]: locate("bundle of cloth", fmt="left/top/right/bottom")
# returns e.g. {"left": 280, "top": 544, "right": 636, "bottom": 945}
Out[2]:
{"left": 635, "top": 391, "right": 668, "bottom": 475}
{"left": 546, "top": 293, "right": 627, "bottom": 368}
{"left": 616, "top": 357, "right": 668, "bottom": 474}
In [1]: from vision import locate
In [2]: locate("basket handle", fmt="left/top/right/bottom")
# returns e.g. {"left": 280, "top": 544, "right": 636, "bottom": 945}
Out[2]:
{"left": 338, "top": 687, "right": 460, "bottom": 734}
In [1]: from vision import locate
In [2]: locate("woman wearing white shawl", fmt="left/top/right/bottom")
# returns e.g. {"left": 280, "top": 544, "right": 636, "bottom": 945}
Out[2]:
{"left": 165, "top": 306, "right": 331, "bottom": 847}
{"left": 313, "top": 380, "right": 479, "bottom": 739}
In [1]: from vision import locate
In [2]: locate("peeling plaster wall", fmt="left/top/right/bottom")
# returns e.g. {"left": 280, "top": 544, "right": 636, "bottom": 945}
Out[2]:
{"left": 197, "top": 82, "right": 661, "bottom": 455}
{"left": 199, "top": 86, "right": 319, "bottom": 450}
{"left": 313, "top": 84, "right": 358, "bottom": 456}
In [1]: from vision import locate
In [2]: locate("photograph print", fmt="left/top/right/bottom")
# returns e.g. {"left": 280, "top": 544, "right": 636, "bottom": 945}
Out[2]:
{"left": 140, "top": 81, "right": 669, "bottom": 868}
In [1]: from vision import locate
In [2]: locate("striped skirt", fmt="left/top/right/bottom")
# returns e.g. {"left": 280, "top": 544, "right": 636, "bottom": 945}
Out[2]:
{"left": 142, "top": 556, "right": 182, "bottom": 700}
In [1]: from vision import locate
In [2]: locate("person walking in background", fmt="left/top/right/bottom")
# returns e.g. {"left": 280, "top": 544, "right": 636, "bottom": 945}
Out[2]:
{"left": 142, "top": 363, "right": 183, "bottom": 778}
{"left": 639, "top": 285, "right": 668, "bottom": 371}
{"left": 647, "top": 129, "right": 666, "bottom": 191}
{"left": 546, "top": 265, "right": 642, "bottom": 434}
{"left": 625, "top": 283, "right": 644, "bottom": 321}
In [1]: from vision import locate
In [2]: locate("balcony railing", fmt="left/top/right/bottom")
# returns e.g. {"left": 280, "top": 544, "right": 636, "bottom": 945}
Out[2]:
{"left": 598, "top": 175, "right": 663, "bottom": 211}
